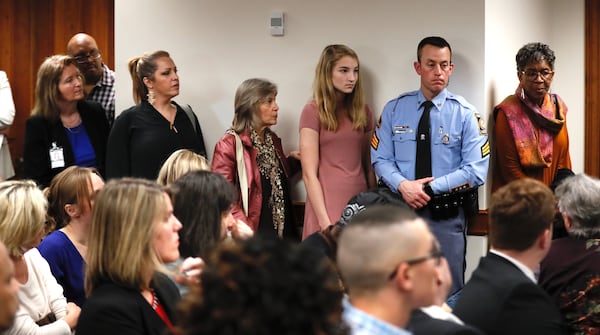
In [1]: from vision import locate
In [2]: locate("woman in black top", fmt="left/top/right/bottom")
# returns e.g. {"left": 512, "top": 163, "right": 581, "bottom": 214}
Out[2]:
{"left": 105, "top": 50, "right": 206, "bottom": 180}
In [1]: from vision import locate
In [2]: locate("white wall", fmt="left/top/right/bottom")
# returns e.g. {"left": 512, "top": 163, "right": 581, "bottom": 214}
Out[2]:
{"left": 114, "top": 0, "right": 485, "bottom": 154}
{"left": 115, "top": 0, "right": 485, "bottom": 202}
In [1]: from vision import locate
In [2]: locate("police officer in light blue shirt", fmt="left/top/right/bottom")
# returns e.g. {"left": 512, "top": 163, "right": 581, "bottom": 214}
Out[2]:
{"left": 371, "top": 36, "right": 489, "bottom": 306}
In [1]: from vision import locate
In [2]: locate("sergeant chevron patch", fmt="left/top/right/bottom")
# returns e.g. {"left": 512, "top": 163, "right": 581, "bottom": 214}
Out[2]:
{"left": 481, "top": 140, "right": 490, "bottom": 158}
{"left": 371, "top": 132, "right": 379, "bottom": 150}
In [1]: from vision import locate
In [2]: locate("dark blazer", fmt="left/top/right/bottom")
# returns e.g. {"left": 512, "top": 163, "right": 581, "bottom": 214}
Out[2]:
{"left": 23, "top": 100, "right": 109, "bottom": 188}
{"left": 453, "top": 252, "right": 567, "bottom": 335}
{"left": 76, "top": 273, "right": 180, "bottom": 335}
{"left": 408, "top": 309, "right": 484, "bottom": 335}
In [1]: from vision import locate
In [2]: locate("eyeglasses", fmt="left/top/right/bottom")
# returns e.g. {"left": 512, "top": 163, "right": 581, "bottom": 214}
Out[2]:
{"left": 73, "top": 50, "right": 101, "bottom": 64}
{"left": 520, "top": 69, "right": 554, "bottom": 81}
{"left": 387, "top": 245, "right": 445, "bottom": 280}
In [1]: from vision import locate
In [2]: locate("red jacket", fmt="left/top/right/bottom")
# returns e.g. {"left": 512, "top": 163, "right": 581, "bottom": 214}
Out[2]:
{"left": 211, "top": 128, "right": 299, "bottom": 231}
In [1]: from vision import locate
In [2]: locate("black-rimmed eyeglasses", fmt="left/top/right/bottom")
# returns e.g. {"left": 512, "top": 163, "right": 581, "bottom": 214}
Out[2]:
{"left": 73, "top": 50, "right": 101, "bottom": 64}
{"left": 388, "top": 249, "right": 445, "bottom": 280}
{"left": 520, "top": 69, "right": 554, "bottom": 81}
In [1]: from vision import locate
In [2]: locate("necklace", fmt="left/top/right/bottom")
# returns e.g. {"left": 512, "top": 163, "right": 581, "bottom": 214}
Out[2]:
{"left": 61, "top": 112, "right": 82, "bottom": 127}
{"left": 65, "top": 124, "right": 82, "bottom": 134}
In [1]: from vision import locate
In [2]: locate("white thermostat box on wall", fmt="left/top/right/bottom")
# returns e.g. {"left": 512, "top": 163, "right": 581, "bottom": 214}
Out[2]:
{"left": 270, "top": 11, "right": 284, "bottom": 36}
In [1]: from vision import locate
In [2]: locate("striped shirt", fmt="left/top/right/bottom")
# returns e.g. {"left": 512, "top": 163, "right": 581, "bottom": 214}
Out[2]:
{"left": 87, "top": 63, "right": 115, "bottom": 126}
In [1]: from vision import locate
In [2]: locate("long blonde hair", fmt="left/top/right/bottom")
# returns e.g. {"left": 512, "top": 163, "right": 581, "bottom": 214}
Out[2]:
{"left": 313, "top": 44, "right": 367, "bottom": 131}
{"left": 85, "top": 178, "right": 167, "bottom": 294}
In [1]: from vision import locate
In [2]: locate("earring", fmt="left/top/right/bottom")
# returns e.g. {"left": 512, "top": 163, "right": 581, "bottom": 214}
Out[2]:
{"left": 147, "top": 89, "right": 155, "bottom": 104}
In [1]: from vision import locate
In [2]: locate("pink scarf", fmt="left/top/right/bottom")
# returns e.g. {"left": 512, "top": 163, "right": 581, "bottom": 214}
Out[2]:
{"left": 494, "top": 86, "right": 567, "bottom": 168}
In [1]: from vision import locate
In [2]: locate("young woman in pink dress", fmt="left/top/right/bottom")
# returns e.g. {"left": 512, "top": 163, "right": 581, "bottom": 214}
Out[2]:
{"left": 300, "top": 44, "right": 375, "bottom": 239}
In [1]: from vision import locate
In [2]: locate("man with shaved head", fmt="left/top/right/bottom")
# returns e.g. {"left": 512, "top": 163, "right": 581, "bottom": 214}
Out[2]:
{"left": 67, "top": 33, "right": 115, "bottom": 126}
{"left": 337, "top": 205, "right": 443, "bottom": 334}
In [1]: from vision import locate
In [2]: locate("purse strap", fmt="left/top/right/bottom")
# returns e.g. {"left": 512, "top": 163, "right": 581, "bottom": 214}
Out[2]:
{"left": 180, "top": 104, "right": 198, "bottom": 133}
{"left": 228, "top": 130, "right": 248, "bottom": 216}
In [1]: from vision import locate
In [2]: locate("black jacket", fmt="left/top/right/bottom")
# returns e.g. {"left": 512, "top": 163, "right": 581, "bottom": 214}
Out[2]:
{"left": 76, "top": 273, "right": 180, "bottom": 335}
{"left": 453, "top": 252, "right": 567, "bottom": 335}
{"left": 23, "top": 100, "right": 109, "bottom": 187}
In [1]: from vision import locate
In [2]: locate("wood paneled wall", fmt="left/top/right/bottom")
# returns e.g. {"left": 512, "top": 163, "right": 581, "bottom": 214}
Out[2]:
{"left": 0, "top": 0, "right": 113, "bottom": 177}
{"left": 586, "top": 0, "right": 600, "bottom": 177}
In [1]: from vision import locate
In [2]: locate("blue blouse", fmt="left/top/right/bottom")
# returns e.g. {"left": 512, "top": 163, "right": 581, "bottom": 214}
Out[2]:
{"left": 64, "top": 124, "right": 96, "bottom": 168}
{"left": 37, "top": 230, "right": 86, "bottom": 306}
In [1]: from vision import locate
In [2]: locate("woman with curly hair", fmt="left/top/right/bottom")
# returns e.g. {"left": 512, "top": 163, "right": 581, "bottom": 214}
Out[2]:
{"left": 492, "top": 42, "right": 571, "bottom": 192}
{"left": 177, "top": 236, "right": 346, "bottom": 335}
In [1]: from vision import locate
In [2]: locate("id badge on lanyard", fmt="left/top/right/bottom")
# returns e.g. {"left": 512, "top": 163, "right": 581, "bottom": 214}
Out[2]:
{"left": 49, "top": 142, "right": 65, "bottom": 169}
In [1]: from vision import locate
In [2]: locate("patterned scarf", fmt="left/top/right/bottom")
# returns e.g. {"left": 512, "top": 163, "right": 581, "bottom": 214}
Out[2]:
{"left": 494, "top": 86, "right": 566, "bottom": 168}
{"left": 250, "top": 128, "right": 285, "bottom": 237}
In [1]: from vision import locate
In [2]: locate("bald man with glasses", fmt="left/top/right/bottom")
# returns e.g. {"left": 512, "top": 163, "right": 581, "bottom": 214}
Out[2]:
{"left": 337, "top": 205, "right": 443, "bottom": 335}
{"left": 67, "top": 33, "right": 115, "bottom": 126}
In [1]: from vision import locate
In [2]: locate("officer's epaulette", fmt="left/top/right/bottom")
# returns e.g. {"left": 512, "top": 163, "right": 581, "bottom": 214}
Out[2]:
{"left": 390, "top": 90, "right": 418, "bottom": 102}
{"left": 446, "top": 93, "right": 476, "bottom": 111}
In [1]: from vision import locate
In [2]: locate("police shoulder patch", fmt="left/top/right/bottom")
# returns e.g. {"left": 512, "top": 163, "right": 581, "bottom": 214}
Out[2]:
{"left": 474, "top": 112, "right": 487, "bottom": 136}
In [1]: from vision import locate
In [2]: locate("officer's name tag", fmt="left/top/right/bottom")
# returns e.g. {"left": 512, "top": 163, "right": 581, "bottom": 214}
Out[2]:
{"left": 393, "top": 126, "right": 413, "bottom": 134}
{"left": 49, "top": 142, "right": 65, "bottom": 169}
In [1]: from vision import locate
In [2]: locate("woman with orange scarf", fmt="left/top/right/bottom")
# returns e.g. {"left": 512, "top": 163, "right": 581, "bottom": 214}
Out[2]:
{"left": 492, "top": 42, "right": 571, "bottom": 193}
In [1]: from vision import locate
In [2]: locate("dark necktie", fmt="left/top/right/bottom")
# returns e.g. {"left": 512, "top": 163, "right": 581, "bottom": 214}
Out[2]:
{"left": 415, "top": 100, "right": 434, "bottom": 179}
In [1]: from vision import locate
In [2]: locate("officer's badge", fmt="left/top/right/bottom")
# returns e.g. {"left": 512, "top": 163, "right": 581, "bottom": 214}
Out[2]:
{"left": 474, "top": 112, "right": 487, "bottom": 136}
